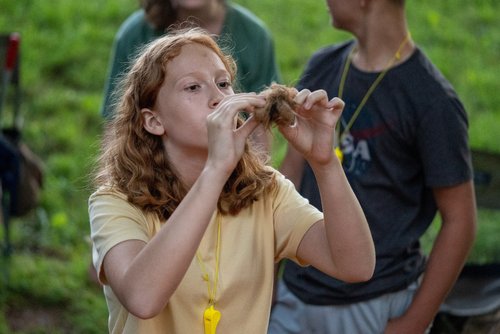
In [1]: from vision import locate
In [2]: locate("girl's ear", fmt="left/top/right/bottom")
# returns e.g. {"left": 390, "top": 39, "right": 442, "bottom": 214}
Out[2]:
{"left": 141, "top": 108, "right": 165, "bottom": 136}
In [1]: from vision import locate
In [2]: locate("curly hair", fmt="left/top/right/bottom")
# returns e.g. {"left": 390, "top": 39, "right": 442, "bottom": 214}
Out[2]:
{"left": 94, "top": 28, "right": 276, "bottom": 220}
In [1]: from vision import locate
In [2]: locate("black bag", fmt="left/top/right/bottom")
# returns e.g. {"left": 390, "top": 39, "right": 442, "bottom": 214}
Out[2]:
{"left": 1, "top": 127, "right": 44, "bottom": 217}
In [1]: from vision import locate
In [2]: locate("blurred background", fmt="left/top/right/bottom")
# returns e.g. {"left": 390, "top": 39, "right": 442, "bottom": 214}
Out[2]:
{"left": 0, "top": 0, "right": 499, "bottom": 332}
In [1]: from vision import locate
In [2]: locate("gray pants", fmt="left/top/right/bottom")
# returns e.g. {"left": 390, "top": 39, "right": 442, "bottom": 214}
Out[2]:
{"left": 269, "top": 279, "right": 421, "bottom": 334}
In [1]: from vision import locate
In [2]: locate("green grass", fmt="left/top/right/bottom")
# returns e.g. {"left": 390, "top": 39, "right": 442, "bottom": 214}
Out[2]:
{"left": 0, "top": 0, "right": 499, "bottom": 332}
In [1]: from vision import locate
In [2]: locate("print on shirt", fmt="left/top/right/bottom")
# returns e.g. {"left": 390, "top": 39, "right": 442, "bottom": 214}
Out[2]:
{"left": 341, "top": 131, "right": 371, "bottom": 175}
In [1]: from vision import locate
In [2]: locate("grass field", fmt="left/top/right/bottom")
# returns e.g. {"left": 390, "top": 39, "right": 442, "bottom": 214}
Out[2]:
{"left": 0, "top": 0, "right": 499, "bottom": 332}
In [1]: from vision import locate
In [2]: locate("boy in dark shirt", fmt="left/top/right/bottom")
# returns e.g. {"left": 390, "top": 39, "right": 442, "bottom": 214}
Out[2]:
{"left": 270, "top": 0, "right": 477, "bottom": 333}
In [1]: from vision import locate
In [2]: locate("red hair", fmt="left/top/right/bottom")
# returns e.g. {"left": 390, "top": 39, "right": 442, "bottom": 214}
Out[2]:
{"left": 94, "top": 28, "right": 276, "bottom": 219}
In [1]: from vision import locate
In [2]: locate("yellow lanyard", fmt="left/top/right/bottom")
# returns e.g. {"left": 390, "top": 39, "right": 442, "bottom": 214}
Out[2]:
{"left": 335, "top": 33, "right": 412, "bottom": 163}
{"left": 195, "top": 213, "right": 222, "bottom": 334}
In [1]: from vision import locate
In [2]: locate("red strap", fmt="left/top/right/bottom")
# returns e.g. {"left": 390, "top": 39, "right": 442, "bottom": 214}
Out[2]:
{"left": 5, "top": 32, "right": 20, "bottom": 71}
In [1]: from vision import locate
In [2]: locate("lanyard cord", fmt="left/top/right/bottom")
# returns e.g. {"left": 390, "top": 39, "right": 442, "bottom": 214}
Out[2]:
{"left": 336, "top": 33, "right": 412, "bottom": 143}
{"left": 196, "top": 212, "right": 222, "bottom": 306}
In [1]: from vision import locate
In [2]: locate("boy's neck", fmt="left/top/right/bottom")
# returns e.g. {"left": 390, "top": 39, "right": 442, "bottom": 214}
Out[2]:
{"left": 352, "top": 30, "right": 414, "bottom": 72}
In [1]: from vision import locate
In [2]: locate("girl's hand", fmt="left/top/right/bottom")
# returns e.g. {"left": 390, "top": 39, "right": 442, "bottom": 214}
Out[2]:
{"left": 205, "top": 93, "right": 266, "bottom": 175}
{"left": 278, "top": 89, "right": 344, "bottom": 166}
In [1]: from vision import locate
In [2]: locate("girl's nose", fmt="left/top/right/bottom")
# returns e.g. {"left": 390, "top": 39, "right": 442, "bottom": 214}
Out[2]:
{"left": 209, "top": 85, "right": 225, "bottom": 108}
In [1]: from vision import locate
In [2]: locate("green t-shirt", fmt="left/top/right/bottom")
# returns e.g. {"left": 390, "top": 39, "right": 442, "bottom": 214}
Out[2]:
{"left": 100, "top": 3, "right": 281, "bottom": 119}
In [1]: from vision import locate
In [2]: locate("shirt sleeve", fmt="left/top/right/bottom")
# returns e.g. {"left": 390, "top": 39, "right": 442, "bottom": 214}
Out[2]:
{"left": 417, "top": 93, "right": 473, "bottom": 187}
{"left": 89, "top": 190, "right": 152, "bottom": 284}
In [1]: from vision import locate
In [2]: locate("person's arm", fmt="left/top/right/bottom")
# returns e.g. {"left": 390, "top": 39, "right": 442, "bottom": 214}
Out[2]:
{"left": 278, "top": 89, "right": 375, "bottom": 283}
{"left": 385, "top": 180, "right": 477, "bottom": 334}
{"left": 296, "top": 155, "right": 375, "bottom": 282}
{"left": 102, "top": 166, "right": 230, "bottom": 319}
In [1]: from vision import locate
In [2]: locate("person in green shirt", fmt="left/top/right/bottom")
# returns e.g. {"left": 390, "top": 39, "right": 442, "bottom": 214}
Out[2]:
{"left": 100, "top": 0, "right": 282, "bottom": 120}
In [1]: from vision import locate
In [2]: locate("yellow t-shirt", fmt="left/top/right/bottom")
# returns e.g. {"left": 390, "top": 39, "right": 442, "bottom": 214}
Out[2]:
{"left": 89, "top": 173, "right": 323, "bottom": 333}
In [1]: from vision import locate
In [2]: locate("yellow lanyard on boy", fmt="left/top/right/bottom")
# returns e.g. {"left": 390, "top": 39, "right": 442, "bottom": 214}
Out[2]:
{"left": 335, "top": 33, "right": 412, "bottom": 163}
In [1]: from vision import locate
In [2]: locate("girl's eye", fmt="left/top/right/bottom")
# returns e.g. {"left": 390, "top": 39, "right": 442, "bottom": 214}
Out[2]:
{"left": 186, "top": 84, "right": 200, "bottom": 92}
{"left": 218, "top": 81, "right": 231, "bottom": 89}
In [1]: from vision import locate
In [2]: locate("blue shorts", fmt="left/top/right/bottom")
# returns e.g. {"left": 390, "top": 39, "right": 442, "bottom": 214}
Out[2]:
{"left": 269, "top": 279, "right": 424, "bottom": 334}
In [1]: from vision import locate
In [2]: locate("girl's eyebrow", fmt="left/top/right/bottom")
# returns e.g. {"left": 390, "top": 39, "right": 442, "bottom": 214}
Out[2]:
{"left": 174, "top": 69, "right": 230, "bottom": 82}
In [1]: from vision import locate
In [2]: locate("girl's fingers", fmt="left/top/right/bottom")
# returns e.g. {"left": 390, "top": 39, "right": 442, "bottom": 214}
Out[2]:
{"left": 236, "top": 114, "right": 260, "bottom": 139}
{"left": 329, "top": 97, "right": 345, "bottom": 111}
{"left": 294, "top": 89, "right": 329, "bottom": 109}
{"left": 209, "top": 94, "right": 266, "bottom": 127}
{"left": 293, "top": 89, "right": 312, "bottom": 106}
